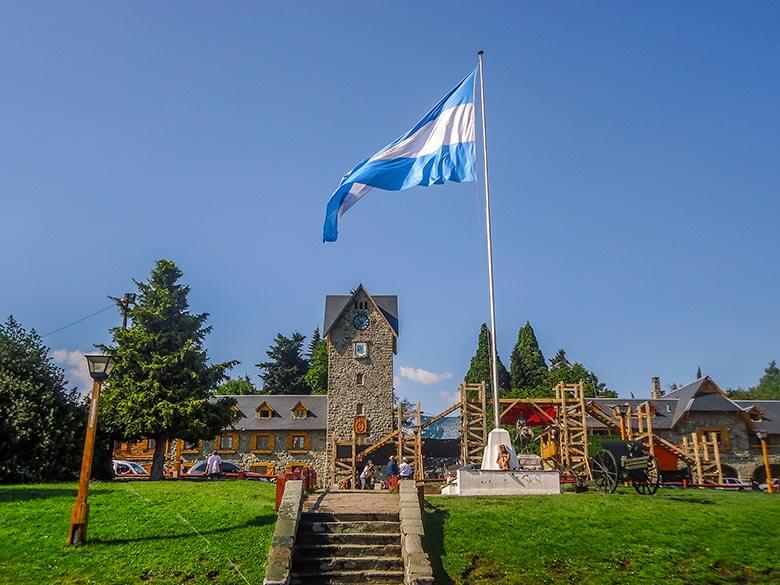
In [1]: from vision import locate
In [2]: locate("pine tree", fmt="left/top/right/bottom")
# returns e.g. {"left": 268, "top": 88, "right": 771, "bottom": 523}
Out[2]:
{"left": 217, "top": 375, "right": 259, "bottom": 395}
{"left": 257, "top": 331, "right": 310, "bottom": 394}
{"left": 305, "top": 338, "right": 328, "bottom": 395}
{"left": 549, "top": 349, "right": 570, "bottom": 371}
{"left": 464, "top": 323, "right": 510, "bottom": 392}
{"left": 728, "top": 360, "right": 780, "bottom": 400}
{"left": 100, "top": 260, "right": 238, "bottom": 480}
{"left": 0, "top": 316, "right": 90, "bottom": 482}
{"left": 544, "top": 348, "right": 615, "bottom": 397}
{"left": 306, "top": 327, "right": 321, "bottom": 361}
{"left": 509, "top": 322, "right": 548, "bottom": 391}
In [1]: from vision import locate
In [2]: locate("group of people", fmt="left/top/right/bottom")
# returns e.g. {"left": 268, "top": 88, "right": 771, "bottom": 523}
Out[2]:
{"left": 358, "top": 455, "right": 414, "bottom": 489}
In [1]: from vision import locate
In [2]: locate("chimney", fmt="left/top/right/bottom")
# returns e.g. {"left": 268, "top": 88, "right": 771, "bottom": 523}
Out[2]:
{"left": 651, "top": 377, "right": 663, "bottom": 399}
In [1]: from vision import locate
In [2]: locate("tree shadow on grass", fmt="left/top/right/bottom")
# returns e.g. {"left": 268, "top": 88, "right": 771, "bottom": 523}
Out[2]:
{"left": 89, "top": 513, "right": 277, "bottom": 546}
{"left": 0, "top": 488, "right": 111, "bottom": 502}
{"left": 422, "top": 502, "right": 455, "bottom": 585}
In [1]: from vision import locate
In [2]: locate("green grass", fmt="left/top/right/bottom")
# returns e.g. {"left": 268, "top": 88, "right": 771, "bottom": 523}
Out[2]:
{"left": 0, "top": 481, "right": 276, "bottom": 585}
{"left": 424, "top": 488, "right": 780, "bottom": 585}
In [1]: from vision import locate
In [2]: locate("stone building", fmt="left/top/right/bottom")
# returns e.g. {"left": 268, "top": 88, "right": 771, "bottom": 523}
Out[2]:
{"left": 113, "top": 285, "right": 398, "bottom": 485}
{"left": 588, "top": 376, "right": 780, "bottom": 482}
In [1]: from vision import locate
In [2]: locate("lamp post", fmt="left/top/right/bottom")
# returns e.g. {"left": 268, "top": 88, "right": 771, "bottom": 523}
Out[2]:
{"left": 67, "top": 354, "right": 115, "bottom": 545}
{"left": 756, "top": 431, "right": 774, "bottom": 494}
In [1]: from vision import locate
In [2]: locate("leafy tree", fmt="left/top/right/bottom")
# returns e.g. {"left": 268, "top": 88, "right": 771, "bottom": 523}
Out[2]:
{"left": 464, "top": 323, "right": 511, "bottom": 392}
{"left": 0, "top": 316, "right": 91, "bottom": 483}
{"left": 509, "top": 322, "right": 548, "bottom": 391}
{"left": 257, "top": 331, "right": 310, "bottom": 395}
{"left": 100, "top": 260, "right": 238, "bottom": 480}
{"left": 217, "top": 375, "right": 259, "bottom": 395}
{"left": 304, "top": 338, "right": 328, "bottom": 395}
{"left": 728, "top": 360, "right": 780, "bottom": 400}
{"left": 544, "top": 348, "right": 616, "bottom": 398}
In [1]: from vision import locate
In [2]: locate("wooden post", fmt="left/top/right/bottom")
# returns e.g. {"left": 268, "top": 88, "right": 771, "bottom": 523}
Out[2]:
{"left": 415, "top": 402, "right": 423, "bottom": 481}
{"left": 351, "top": 431, "right": 357, "bottom": 489}
{"left": 397, "top": 402, "right": 404, "bottom": 461}
{"left": 760, "top": 437, "right": 774, "bottom": 493}
{"left": 67, "top": 379, "right": 102, "bottom": 545}
{"left": 710, "top": 432, "right": 723, "bottom": 485}
{"left": 692, "top": 433, "right": 703, "bottom": 486}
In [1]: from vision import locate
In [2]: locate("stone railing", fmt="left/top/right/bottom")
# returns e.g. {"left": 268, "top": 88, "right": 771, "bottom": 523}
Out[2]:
{"left": 399, "top": 480, "right": 434, "bottom": 585}
{"left": 263, "top": 479, "right": 304, "bottom": 585}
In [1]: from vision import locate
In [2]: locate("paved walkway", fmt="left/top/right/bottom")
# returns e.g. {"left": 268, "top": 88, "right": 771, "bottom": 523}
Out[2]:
{"left": 303, "top": 490, "right": 400, "bottom": 514}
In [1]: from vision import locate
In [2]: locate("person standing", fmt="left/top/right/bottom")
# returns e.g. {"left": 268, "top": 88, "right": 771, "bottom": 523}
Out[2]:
{"left": 386, "top": 455, "right": 399, "bottom": 479}
{"left": 399, "top": 457, "right": 413, "bottom": 480}
{"left": 360, "top": 460, "right": 376, "bottom": 490}
{"left": 205, "top": 451, "right": 222, "bottom": 480}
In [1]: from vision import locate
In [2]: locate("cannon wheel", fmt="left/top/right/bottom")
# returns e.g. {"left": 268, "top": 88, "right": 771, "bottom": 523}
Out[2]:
{"left": 591, "top": 450, "right": 618, "bottom": 494}
{"left": 632, "top": 455, "right": 661, "bottom": 495}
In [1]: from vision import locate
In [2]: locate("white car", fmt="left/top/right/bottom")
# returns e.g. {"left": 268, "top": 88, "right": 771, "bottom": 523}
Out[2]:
{"left": 112, "top": 459, "right": 149, "bottom": 478}
{"left": 758, "top": 478, "right": 779, "bottom": 492}
{"left": 718, "top": 477, "right": 751, "bottom": 490}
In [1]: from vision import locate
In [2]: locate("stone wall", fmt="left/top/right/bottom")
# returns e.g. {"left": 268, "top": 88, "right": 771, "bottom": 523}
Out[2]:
{"left": 264, "top": 479, "right": 304, "bottom": 585}
{"left": 326, "top": 289, "right": 395, "bottom": 457}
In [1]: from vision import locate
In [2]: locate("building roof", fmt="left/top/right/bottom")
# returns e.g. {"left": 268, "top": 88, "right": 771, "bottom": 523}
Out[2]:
{"left": 323, "top": 284, "right": 399, "bottom": 337}
{"left": 734, "top": 400, "right": 780, "bottom": 435}
{"left": 661, "top": 376, "right": 747, "bottom": 426}
{"left": 216, "top": 394, "right": 327, "bottom": 431}
{"left": 588, "top": 398, "right": 678, "bottom": 430}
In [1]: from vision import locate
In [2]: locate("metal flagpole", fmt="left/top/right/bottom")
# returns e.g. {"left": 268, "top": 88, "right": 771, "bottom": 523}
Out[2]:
{"left": 477, "top": 50, "right": 501, "bottom": 430}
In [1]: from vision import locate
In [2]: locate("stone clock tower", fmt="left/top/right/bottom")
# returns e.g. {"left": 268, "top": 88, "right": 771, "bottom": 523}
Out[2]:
{"left": 323, "top": 285, "right": 398, "bottom": 476}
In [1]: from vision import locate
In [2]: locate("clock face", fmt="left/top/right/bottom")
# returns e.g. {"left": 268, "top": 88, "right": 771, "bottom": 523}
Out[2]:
{"left": 352, "top": 312, "right": 369, "bottom": 330}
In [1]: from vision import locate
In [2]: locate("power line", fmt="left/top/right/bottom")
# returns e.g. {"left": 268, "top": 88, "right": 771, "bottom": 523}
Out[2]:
{"left": 42, "top": 304, "right": 116, "bottom": 338}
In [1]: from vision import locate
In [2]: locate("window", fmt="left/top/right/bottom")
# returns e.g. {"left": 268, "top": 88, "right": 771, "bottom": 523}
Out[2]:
{"left": 356, "top": 403, "right": 365, "bottom": 415}
{"left": 698, "top": 428, "right": 730, "bottom": 451}
{"left": 291, "top": 402, "right": 309, "bottom": 419}
{"left": 356, "top": 373, "right": 365, "bottom": 386}
{"left": 221, "top": 435, "right": 235, "bottom": 450}
{"left": 250, "top": 463, "right": 273, "bottom": 475}
{"left": 354, "top": 342, "right": 368, "bottom": 358}
{"left": 146, "top": 438, "right": 156, "bottom": 450}
{"left": 215, "top": 433, "right": 238, "bottom": 452}
{"left": 288, "top": 433, "right": 309, "bottom": 452}
{"left": 256, "top": 401, "right": 274, "bottom": 419}
{"left": 253, "top": 433, "right": 274, "bottom": 453}
{"left": 183, "top": 440, "right": 200, "bottom": 453}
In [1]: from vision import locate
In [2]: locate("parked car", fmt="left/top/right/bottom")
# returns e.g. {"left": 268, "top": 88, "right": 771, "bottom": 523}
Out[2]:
{"left": 718, "top": 477, "right": 751, "bottom": 490}
{"left": 112, "top": 459, "right": 149, "bottom": 478}
{"left": 182, "top": 460, "right": 242, "bottom": 479}
{"left": 758, "top": 478, "right": 779, "bottom": 492}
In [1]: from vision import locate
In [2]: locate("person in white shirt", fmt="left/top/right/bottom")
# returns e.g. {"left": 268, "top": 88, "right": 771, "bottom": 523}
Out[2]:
{"left": 398, "top": 458, "right": 413, "bottom": 479}
{"left": 205, "top": 451, "right": 222, "bottom": 480}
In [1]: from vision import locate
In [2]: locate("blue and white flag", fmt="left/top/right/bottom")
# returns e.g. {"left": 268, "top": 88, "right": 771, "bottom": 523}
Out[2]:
{"left": 323, "top": 70, "right": 477, "bottom": 242}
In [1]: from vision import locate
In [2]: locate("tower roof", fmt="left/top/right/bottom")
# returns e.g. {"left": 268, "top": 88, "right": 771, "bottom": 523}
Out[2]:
{"left": 323, "top": 284, "right": 398, "bottom": 337}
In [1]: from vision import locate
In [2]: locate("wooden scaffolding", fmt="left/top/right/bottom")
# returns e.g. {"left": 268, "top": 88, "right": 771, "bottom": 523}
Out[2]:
{"left": 460, "top": 383, "right": 488, "bottom": 466}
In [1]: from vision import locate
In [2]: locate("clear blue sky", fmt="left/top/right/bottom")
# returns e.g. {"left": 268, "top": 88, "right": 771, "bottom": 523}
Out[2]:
{"left": 2, "top": 2, "right": 778, "bottom": 413}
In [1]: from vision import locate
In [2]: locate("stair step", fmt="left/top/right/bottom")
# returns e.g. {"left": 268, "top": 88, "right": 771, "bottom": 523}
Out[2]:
{"left": 293, "top": 556, "right": 403, "bottom": 572}
{"left": 295, "top": 543, "right": 401, "bottom": 558}
{"left": 302, "top": 512, "right": 399, "bottom": 523}
{"left": 297, "top": 532, "right": 400, "bottom": 546}
{"left": 291, "top": 570, "right": 404, "bottom": 584}
{"left": 300, "top": 520, "right": 400, "bottom": 534}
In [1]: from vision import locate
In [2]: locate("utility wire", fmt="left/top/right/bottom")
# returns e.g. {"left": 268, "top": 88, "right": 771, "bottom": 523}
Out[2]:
{"left": 42, "top": 304, "right": 116, "bottom": 338}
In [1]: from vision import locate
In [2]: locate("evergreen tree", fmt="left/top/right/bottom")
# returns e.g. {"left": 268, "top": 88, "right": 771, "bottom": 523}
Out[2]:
{"left": 549, "top": 349, "right": 570, "bottom": 371}
{"left": 0, "top": 316, "right": 91, "bottom": 483}
{"left": 304, "top": 338, "right": 328, "bottom": 395}
{"left": 100, "top": 260, "right": 238, "bottom": 480}
{"left": 306, "top": 327, "right": 321, "bottom": 361}
{"left": 257, "top": 331, "right": 310, "bottom": 394}
{"left": 217, "top": 375, "right": 259, "bottom": 395}
{"left": 464, "top": 323, "right": 510, "bottom": 392}
{"left": 509, "top": 322, "right": 548, "bottom": 391}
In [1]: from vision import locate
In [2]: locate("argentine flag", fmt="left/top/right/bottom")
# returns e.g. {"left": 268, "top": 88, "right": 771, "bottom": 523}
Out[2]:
{"left": 323, "top": 70, "right": 477, "bottom": 242}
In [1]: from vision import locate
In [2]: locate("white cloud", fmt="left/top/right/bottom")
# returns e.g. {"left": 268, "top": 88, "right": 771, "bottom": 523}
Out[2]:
{"left": 393, "top": 375, "right": 402, "bottom": 389}
{"left": 439, "top": 389, "right": 460, "bottom": 405}
{"left": 53, "top": 348, "right": 93, "bottom": 395}
{"left": 399, "top": 366, "right": 454, "bottom": 385}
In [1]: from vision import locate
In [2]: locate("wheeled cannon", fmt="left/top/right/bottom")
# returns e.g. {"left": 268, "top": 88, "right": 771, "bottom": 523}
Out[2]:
{"left": 590, "top": 440, "right": 661, "bottom": 494}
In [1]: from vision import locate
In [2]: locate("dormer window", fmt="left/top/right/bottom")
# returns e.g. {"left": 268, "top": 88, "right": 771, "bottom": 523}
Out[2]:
{"left": 291, "top": 401, "right": 310, "bottom": 420}
{"left": 256, "top": 401, "right": 274, "bottom": 419}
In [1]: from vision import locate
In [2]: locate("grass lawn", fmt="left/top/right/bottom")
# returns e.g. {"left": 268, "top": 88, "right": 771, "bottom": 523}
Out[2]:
{"left": 0, "top": 480, "right": 276, "bottom": 585}
{"left": 424, "top": 488, "right": 780, "bottom": 585}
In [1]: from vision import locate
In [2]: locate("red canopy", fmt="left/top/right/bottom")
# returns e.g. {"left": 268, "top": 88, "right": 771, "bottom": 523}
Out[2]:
{"left": 500, "top": 403, "right": 557, "bottom": 426}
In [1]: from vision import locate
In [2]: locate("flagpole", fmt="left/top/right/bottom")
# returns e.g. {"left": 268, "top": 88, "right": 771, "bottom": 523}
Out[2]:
{"left": 477, "top": 50, "right": 501, "bottom": 430}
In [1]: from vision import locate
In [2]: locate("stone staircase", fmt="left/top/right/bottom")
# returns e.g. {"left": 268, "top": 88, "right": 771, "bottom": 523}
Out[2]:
{"left": 291, "top": 510, "right": 404, "bottom": 585}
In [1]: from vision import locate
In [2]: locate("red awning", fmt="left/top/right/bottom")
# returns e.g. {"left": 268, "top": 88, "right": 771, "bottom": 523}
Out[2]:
{"left": 500, "top": 404, "right": 557, "bottom": 426}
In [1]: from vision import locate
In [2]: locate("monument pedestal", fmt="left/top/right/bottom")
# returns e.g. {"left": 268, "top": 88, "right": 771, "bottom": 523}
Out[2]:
{"left": 441, "top": 468, "right": 561, "bottom": 496}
